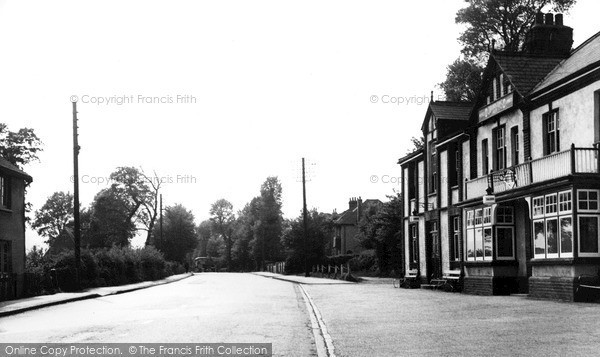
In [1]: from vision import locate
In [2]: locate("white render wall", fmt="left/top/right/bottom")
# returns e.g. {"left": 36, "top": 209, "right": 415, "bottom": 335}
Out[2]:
{"left": 530, "top": 81, "right": 600, "bottom": 160}
{"left": 440, "top": 150, "right": 448, "bottom": 208}
{"left": 440, "top": 210, "right": 449, "bottom": 273}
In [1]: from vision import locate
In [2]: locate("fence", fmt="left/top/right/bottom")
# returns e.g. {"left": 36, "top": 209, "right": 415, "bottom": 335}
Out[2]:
{"left": 312, "top": 263, "right": 351, "bottom": 279}
{"left": 0, "top": 272, "right": 16, "bottom": 301}
{"left": 265, "top": 262, "right": 286, "bottom": 274}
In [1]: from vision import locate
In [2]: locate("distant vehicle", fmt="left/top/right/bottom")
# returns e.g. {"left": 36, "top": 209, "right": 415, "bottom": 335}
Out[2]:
{"left": 194, "top": 256, "right": 216, "bottom": 272}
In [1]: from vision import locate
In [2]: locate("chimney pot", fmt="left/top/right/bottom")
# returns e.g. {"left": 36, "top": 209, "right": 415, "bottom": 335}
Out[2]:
{"left": 535, "top": 12, "right": 544, "bottom": 24}
{"left": 545, "top": 13, "right": 554, "bottom": 26}
{"left": 555, "top": 14, "right": 563, "bottom": 26}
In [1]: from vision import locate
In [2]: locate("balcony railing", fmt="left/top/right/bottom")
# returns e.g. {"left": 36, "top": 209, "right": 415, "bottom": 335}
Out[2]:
{"left": 465, "top": 145, "right": 600, "bottom": 200}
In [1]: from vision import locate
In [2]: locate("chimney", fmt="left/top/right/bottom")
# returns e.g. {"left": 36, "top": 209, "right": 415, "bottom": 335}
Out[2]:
{"left": 524, "top": 12, "right": 573, "bottom": 57}
{"left": 348, "top": 197, "right": 358, "bottom": 211}
{"left": 357, "top": 197, "right": 363, "bottom": 222}
{"left": 555, "top": 14, "right": 563, "bottom": 26}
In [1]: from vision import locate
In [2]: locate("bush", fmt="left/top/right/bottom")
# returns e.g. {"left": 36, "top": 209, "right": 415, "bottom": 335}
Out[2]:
{"left": 139, "top": 246, "right": 167, "bottom": 281}
{"left": 348, "top": 249, "right": 377, "bottom": 273}
{"left": 23, "top": 245, "right": 185, "bottom": 296}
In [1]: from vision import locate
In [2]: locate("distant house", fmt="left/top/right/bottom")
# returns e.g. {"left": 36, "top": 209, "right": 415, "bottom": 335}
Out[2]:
{"left": 0, "top": 156, "right": 33, "bottom": 301}
{"left": 332, "top": 197, "right": 383, "bottom": 255}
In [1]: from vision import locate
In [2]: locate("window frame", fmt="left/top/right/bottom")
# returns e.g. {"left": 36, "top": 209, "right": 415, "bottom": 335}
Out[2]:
{"left": 578, "top": 215, "right": 600, "bottom": 257}
{"left": 545, "top": 194, "right": 558, "bottom": 215}
{"left": 493, "top": 125, "right": 507, "bottom": 171}
{"left": 0, "top": 175, "right": 10, "bottom": 210}
{"left": 534, "top": 219, "right": 547, "bottom": 258}
{"left": 452, "top": 216, "right": 460, "bottom": 262}
{"left": 510, "top": 126, "right": 519, "bottom": 166}
{"left": 533, "top": 196, "right": 545, "bottom": 218}
{"left": 496, "top": 206, "right": 514, "bottom": 225}
{"left": 543, "top": 109, "right": 560, "bottom": 155}
{"left": 545, "top": 218, "right": 559, "bottom": 258}
{"left": 482, "top": 139, "right": 489, "bottom": 175}
{"left": 559, "top": 216, "right": 574, "bottom": 258}
{"left": 495, "top": 226, "right": 515, "bottom": 260}
{"left": 558, "top": 190, "right": 572, "bottom": 214}
{"left": 577, "top": 189, "right": 600, "bottom": 213}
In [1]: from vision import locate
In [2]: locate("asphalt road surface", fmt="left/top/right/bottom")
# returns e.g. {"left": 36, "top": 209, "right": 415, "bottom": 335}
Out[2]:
{"left": 3, "top": 273, "right": 600, "bottom": 357}
{"left": 0, "top": 273, "right": 317, "bottom": 357}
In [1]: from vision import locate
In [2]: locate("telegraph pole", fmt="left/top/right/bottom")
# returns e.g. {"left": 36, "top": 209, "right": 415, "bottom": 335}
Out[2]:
{"left": 302, "top": 158, "right": 309, "bottom": 277}
{"left": 72, "top": 100, "right": 81, "bottom": 290}
{"left": 160, "top": 194, "right": 163, "bottom": 242}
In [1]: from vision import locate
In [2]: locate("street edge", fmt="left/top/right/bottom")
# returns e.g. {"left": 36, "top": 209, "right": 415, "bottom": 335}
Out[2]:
{"left": 252, "top": 272, "right": 355, "bottom": 285}
{"left": 0, "top": 273, "right": 193, "bottom": 318}
{"left": 298, "top": 284, "right": 336, "bottom": 357}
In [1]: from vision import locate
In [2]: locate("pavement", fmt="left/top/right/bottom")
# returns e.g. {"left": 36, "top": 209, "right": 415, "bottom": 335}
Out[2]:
{"left": 0, "top": 272, "right": 193, "bottom": 318}
{"left": 252, "top": 271, "right": 355, "bottom": 285}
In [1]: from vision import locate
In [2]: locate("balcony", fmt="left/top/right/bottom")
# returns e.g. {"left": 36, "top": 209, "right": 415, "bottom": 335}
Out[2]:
{"left": 465, "top": 145, "right": 600, "bottom": 201}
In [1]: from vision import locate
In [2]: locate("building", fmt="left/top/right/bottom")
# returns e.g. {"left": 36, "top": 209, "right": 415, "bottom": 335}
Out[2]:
{"left": 398, "top": 101, "right": 472, "bottom": 285}
{"left": 459, "top": 13, "right": 600, "bottom": 300}
{"left": 332, "top": 197, "right": 383, "bottom": 255}
{"left": 399, "top": 13, "right": 600, "bottom": 300}
{"left": 0, "top": 156, "right": 33, "bottom": 301}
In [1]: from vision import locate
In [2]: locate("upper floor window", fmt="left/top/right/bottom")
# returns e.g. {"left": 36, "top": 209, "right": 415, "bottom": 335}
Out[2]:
{"left": 429, "top": 144, "right": 437, "bottom": 193}
{"left": 481, "top": 139, "right": 489, "bottom": 174}
{"left": 511, "top": 126, "right": 519, "bottom": 166}
{"left": 543, "top": 109, "right": 560, "bottom": 155}
{"left": 0, "top": 175, "right": 10, "bottom": 209}
{"left": 493, "top": 126, "right": 506, "bottom": 170}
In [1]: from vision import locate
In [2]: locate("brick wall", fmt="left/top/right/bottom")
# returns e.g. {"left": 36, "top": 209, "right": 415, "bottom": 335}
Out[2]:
{"left": 529, "top": 276, "right": 575, "bottom": 301}
{"left": 463, "top": 276, "right": 494, "bottom": 295}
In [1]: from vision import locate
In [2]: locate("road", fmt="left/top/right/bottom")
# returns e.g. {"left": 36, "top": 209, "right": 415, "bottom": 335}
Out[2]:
{"left": 2, "top": 273, "right": 600, "bottom": 357}
{"left": 0, "top": 273, "right": 317, "bottom": 357}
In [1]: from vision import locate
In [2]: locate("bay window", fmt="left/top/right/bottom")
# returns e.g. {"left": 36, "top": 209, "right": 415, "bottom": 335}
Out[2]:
{"left": 577, "top": 189, "right": 600, "bottom": 257}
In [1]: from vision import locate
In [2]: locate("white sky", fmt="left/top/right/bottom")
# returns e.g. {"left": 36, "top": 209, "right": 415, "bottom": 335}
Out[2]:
{"left": 0, "top": 0, "right": 598, "bottom": 251}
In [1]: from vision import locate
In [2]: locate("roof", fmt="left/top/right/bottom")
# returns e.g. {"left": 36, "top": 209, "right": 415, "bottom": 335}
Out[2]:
{"left": 493, "top": 51, "right": 565, "bottom": 96}
{"left": 429, "top": 101, "right": 473, "bottom": 121}
{"left": 397, "top": 149, "right": 423, "bottom": 166}
{"left": 421, "top": 101, "right": 472, "bottom": 132}
{"left": 334, "top": 199, "right": 383, "bottom": 226}
{"left": 0, "top": 156, "right": 33, "bottom": 181}
{"left": 532, "top": 30, "right": 600, "bottom": 93}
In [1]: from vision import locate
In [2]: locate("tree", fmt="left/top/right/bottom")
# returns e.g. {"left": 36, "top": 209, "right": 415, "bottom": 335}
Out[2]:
{"left": 439, "top": 58, "right": 483, "bottom": 102}
{"left": 87, "top": 186, "right": 137, "bottom": 248}
{"left": 153, "top": 204, "right": 197, "bottom": 263}
{"left": 109, "top": 167, "right": 162, "bottom": 246}
{"left": 440, "top": 0, "right": 576, "bottom": 101}
{"left": 359, "top": 194, "right": 403, "bottom": 275}
{"left": 232, "top": 197, "right": 261, "bottom": 271}
{"left": 209, "top": 199, "right": 235, "bottom": 271}
{"left": 31, "top": 192, "right": 74, "bottom": 247}
{"left": 456, "top": 0, "right": 576, "bottom": 59}
{"left": 406, "top": 136, "right": 425, "bottom": 154}
{"left": 281, "top": 210, "right": 334, "bottom": 274}
{"left": 196, "top": 220, "right": 212, "bottom": 257}
{"left": 0, "top": 123, "right": 43, "bottom": 169}
{"left": 253, "top": 177, "right": 284, "bottom": 269}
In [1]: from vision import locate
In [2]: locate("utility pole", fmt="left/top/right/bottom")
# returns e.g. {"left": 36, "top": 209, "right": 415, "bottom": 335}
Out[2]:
{"left": 302, "top": 158, "right": 309, "bottom": 277}
{"left": 72, "top": 100, "right": 81, "bottom": 290}
{"left": 160, "top": 194, "right": 163, "bottom": 242}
